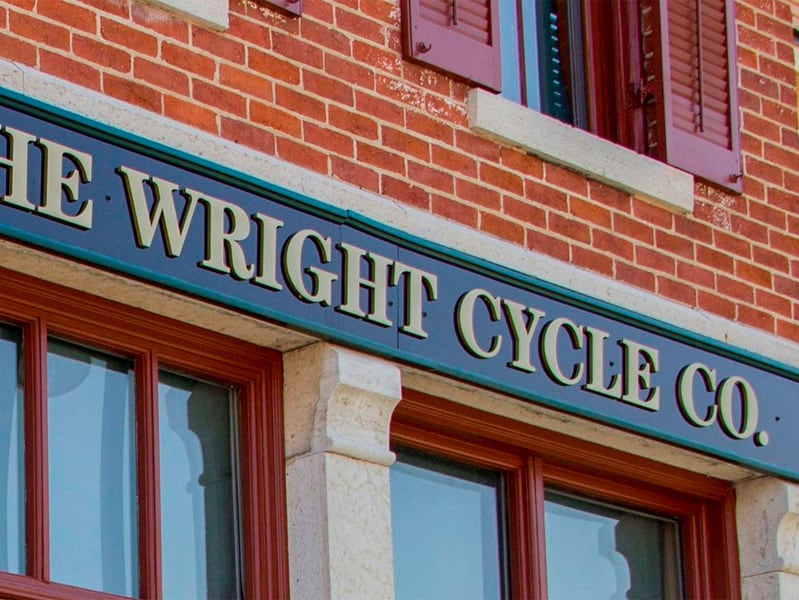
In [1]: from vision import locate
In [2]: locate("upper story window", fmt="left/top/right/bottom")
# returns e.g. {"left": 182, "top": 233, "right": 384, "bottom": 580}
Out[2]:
{"left": 402, "top": 0, "right": 742, "bottom": 193}
{"left": 0, "top": 269, "right": 288, "bottom": 599}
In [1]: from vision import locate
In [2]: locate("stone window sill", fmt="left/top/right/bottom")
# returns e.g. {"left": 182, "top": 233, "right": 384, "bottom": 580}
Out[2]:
{"left": 467, "top": 89, "right": 694, "bottom": 214}
{"left": 143, "top": 0, "right": 228, "bottom": 30}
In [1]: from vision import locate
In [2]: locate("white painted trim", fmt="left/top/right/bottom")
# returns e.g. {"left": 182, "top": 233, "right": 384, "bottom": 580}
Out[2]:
{"left": 140, "top": 0, "right": 228, "bottom": 30}
{"left": 0, "top": 60, "right": 796, "bottom": 373}
{"left": 467, "top": 88, "right": 695, "bottom": 214}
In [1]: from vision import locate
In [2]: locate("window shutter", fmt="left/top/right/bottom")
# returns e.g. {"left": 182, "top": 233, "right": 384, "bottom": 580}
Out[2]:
{"left": 402, "top": 0, "right": 501, "bottom": 91}
{"left": 262, "top": 0, "right": 301, "bottom": 16}
{"left": 660, "top": 0, "right": 742, "bottom": 192}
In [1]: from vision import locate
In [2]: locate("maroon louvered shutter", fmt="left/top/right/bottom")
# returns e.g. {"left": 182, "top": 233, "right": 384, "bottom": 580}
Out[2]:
{"left": 262, "top": 0, "right": 301, "bottom": 16}
{"left": 660, "top": 0, "right": 742, "bottom": 192}
{"left": 402, "top": 0, "right": 500, "bottom": 91}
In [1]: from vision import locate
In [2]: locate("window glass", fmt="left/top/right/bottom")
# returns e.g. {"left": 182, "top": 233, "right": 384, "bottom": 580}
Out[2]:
{"left": 47, "top": 339, "right": 137, "bottom": 596}
{"left": 544, "top": 491, "right": 682, "bottom": 600}
{"left": 390, "top": 449, "right": 506, "bottom": 600}
{"left": 0, "top": 326, "right": 23, "bottom": 575}
{"left": 158, "top": 371, "right": 240, "bottom": 600}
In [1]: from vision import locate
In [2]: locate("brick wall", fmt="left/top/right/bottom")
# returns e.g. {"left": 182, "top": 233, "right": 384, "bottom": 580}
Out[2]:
{"left": 1, "top": 0, "right": 797, "bottom": 341}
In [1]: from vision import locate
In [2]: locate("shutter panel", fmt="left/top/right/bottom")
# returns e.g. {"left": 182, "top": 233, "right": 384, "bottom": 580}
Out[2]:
{"left": 262, "top": 0, "right": 301, "bottom": 16}
{"left": 660, "top": 0, "right": 742, "bottom": 192}
{"left": 402, "top": 0, "right": 501, "bottom": 91}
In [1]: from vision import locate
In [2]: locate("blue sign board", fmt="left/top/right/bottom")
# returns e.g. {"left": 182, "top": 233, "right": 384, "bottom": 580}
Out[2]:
{"left": 0, "top": 89, "right": 797, "bottom": 480}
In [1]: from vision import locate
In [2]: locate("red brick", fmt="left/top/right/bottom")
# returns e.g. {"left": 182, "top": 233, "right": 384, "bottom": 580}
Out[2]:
{"left": 525, "top": 180, "right": 568, "bottom": 212}
{"left": 163, "top": 95, "right": 217, "bottom": 133}
{"left": 272, "top": 31, "right": 323, "bottom": 68}
{"left": 303, "top": 70, "right": 353, "bottom": 106}
{"left": 353, "top": 40, "right": 401, "bottom": 76}
{"left": 424, "top": 94, "right": 467, "bottom": 126}
{"left": 194, "top": 80, "right": 246, "bottom": 117}
{"left": 403, "top": 61, "right": 453, "bottom": 96}
{"left": 527, "top": 227, "right": 570, "bottom": 262}
{"left": 407, "top": 111, "right": 454, "bottom": 144}
{"left": 382, "top": 176, "right": 430, "bottom": 210}
{"left": 656, "top": 276, "right": 697, "bottom": 306}
{"left": 717, "top": 275, "right": 755, "bottom": 302}
{"left": 331, "top": 156, "right": 380, "bottom": 192}
{"left": 250, "top": 101, "right": 302, "bottom": 137}
{"left": 220, "top": 117, "right": 275, "bottom": 155}
{"left": 632, "top": 199, "right": 674, "bottom": 230}
{"left": 328, "top": 105, "right": 378, "bottom": 140}
{"left": 481, "top": 212, "right": 525, "bottom": 245}
{"left": 103, "top": 73, "right": 161, "bottom": 113}
{"left": 613, "top": 213, "right": 655, "bottom": 244}
{"left": 479, "top": 163, "right": 523, "bottom": 195}
{"left": 276, "top": 136, "right": 328, "bottom": 174}
{"left": 745, "top": 156, "right": 784, "bottom": 186}
{"left": 738, "top": 305, "right": 775, "bottom": 331}
{"left": 302, "top": 19, "right": 351, "bottom": 55}
{"left": 675, "top": 262, "right": 715, "bottom": 289}
{"left": 544, "top": 163, "right": 588, "bottom": 196}
{"left": 635, "top": 246, "right": 676, "bottom": 275}
{"left": 39, "top": 0, "right": 96, "bottom": 33}
{"left": 752, "top": 194, "right": 789, "bottom": 227}
{"left": 549, "top": 213, "right": 590, "bottom": 244}
{"left": 593, "top": 230, "right": 633, "bottom": 261}
{"left": 220, "top": 64, "right": 273, "bottom": 101}
{"left": 162, "top": 43, "right": 215, "bottom": 80}
{"left": 713, "top": 230, "right": 752, "bottom": 259}
{"left": 588, "top": 181, "right": 632, "bottom": 211}
{"left": 356, "top": 142, "right": 405, "bottom": 174}
{"left": 275, "top": 85, "right": 326, "bottom": 121}
{"left": 384, "top": 127, "right": 430, "bottom": 162}
{"left": 78, "top": 0, "right": 129, "bottom": 18}
{"left": 454, "top": 130, "right": 501, "bottom": 162}
{"left": 571, "top": 198, "right": 612, "bottom": 228}
{"left": 304, "top": 122, "right": 354, "bottom": 157}
{"left": 432, "top": 196, "right": 478, "bottom": 227}
{"left": 755, "top": 289, "right": 792, "bottom": 318}
{"left": 227, "top": 13, "right": 270, "bottom": 46}
{"left": 769, "top": 231, "right": 799, "bottom": 256}
{"left": 192, "top": 28, "right": 245, "bottom": 64}
{"left": 41, "top": 50, "right": 101, "bottom": 90}
{"left": 759, "top": 55, "right": 795, "bottom": 85}
{"left": 696, "top": 245, "right": 734, "bottom": 272}
{"left": 100, "top": 17, "right": 157, "bottom": 56}
{"left": 408, "top": 161, "right": 454, "bottom": 193}
{"left": 697, "top": 291, "right": 736, "bottom": 320}
{"left": 431, "top": 145, "right": 476, "bottom": 177}
{"left": 616, "top": 263, "right": 656, "bottom": 292}
{"left": 655, "top": 230, "right": 695, "bottom": 260}
{"left": 776, "top": 319, "right": 799, "bottom": 343}
{"left": 249, "top": 48, "right": 300, "bottom": 84}
{"left": 454, "top": 179, "right": 501, "bottom": 211}
{"left": 674, "top": 216, "right": 713, "bottom": 245}
{"left": 500, "top": 147, "right": 544, "bottom": 179}
{"left": 10, "top": 11, "right": 70, "bottom": 51}
{"left": 335, "top": 7, "right": 385, "bottom": 44}
{"left": 0, "top": 32, "right": 38, "bottom": 67}
{"left": 737, "top": 24, "right": 776, "bottom": 55}
{"left": 356, "top": 90, "right": 404, "bottom": 126}
{"left": 753, "top": 245, "right": 790, "bottom": 273}
{"left": 503, "top": 197, "right": 545, "bottom": 225}
{"left": 572, "top": 246, "right": 614, "bottom": 277}
{"left": 740, "top": 68, "right": 780, "bottom": 100}
{"left": 326, "top": 53, "right": 374, "bottom": 89}
{"left": 133, "top": 58, "right": 188, "bottom": 95}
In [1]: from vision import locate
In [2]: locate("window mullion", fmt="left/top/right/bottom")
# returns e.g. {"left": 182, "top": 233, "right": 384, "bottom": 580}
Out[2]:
{"left": 136, "top": 350, "right": 161, "bottom": 600}
{"left": 24, "top": 317, "right": 48, "bottom": 583}
{"left": 526, "top": 455, "right": 547, "bottom": 600}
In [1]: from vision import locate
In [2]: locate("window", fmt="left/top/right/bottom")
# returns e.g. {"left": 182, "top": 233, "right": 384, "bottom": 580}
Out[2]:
{"left": 0, "top": 269, "right": 288, "bottom": 599}
{"left": 390, "top": 390, "right": 739, "bottom": 599}
{"left": 402, "top": 0, "right": 742, "bottom": 193}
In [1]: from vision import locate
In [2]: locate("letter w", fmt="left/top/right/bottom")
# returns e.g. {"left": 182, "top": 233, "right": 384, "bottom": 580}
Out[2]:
{"left": 117, "top": 166, "right": 198, "bottom": 257}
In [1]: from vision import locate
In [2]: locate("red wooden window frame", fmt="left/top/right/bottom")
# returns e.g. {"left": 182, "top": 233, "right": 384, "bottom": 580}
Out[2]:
{"left": 0, "top": 268, "right": 290, "bottom": 600}
{"left": 391, "top": 390, "right": 741, "bottom": 599}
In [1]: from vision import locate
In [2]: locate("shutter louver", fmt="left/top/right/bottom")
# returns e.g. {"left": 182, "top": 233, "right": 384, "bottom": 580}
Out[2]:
{"left": 402, "top": 0, "right": 501, "bottom": 91}
{"left": 661, "top": 0, "right": 741, "bottom": 192}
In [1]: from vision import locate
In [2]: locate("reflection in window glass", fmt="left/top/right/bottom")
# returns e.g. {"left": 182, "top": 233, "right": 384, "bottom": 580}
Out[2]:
{"left": 47, "top": 339, "right": 137, "bottom": 596}
{"left": 390, "top": 449, "right": 506, "bottom": 600}
{"left": 0, "top": 326, "right": 23, "bottom": 574}
{"left": 545, "top": 491, "right": 682, "bottom": 600}
{"left": 158, "top": 371, "right": 239, "bottom": 600}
